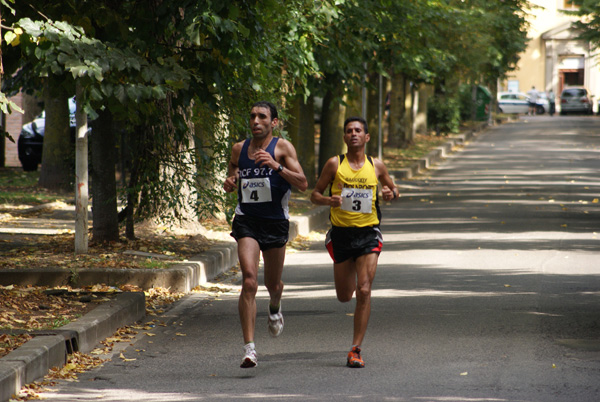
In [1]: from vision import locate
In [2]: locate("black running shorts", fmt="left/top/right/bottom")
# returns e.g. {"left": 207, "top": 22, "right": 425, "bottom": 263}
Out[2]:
{"left": 325, "top": 225, "right": 383, "bottom": 263}
{"left": 231, "top": 214, "right": 289, "bottom": 251}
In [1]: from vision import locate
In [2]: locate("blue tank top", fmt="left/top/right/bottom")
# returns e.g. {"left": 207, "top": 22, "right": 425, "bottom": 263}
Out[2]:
{"left": 235, "top": 137, "right": 291, "bottom": 220}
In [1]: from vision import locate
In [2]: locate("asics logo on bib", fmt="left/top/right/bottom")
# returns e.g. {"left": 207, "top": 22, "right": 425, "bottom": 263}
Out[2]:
{"left": 243, "top": 181, "right": 265, "bottom": 189}
{"left": 344, "top": 190, "right": 370, "bottom": 198}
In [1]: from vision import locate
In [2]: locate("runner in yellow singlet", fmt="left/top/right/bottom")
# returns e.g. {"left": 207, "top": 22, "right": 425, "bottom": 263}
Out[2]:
{"left": 329, "top": 152, "right": 381, "bottom": 228}
{"left": 311, "top": 116, "right": 398, "bottom": 368}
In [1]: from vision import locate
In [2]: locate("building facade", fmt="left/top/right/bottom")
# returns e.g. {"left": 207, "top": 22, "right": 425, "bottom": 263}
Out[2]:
{"left": 501, "top": 0, "right": 600, "bottom": 112}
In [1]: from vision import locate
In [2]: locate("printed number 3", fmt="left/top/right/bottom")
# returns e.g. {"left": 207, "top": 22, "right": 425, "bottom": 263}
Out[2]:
{"left": 352, "top": 200, "right": 361, "bottom": 211}
{"left": 250, "top": 190, "right": 259, "bottom": 201}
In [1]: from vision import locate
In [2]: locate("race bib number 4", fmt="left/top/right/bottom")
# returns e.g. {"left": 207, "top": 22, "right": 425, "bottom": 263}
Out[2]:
{"left": 241, "top": 178, "right": 272, "bottom": 203}
{"left": 340, "top": 187, "right": 373, "bottom": 213}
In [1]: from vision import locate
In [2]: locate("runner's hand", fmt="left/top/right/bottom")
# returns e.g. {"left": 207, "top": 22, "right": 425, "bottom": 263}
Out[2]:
{"left": 253, "top": 149, "right": 276, "bottom": 170}
{"left": 224, "top": 176, "right": 237, "bottom": 192}
{"left": 330, "top": 195, "right": 342, "bottom": 207}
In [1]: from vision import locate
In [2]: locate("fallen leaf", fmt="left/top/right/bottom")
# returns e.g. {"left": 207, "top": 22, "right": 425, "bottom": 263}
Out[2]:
{"left": 119, "top": 352, "right": 136, "bottom": 362}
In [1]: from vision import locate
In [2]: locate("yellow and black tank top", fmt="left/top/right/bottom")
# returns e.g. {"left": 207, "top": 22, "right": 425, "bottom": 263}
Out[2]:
{"left": 330, "top": 154, "right": 381, "bottom": 227}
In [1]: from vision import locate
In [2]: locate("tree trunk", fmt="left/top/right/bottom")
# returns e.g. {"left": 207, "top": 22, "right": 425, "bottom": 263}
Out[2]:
{"left": 0, "top": 8, "right": 2, "bottom": 168}
{"left": 366, "top": 73, "right": 380, "bottom": 156}
{"left": 387, "top": 73, "right": 407, "bottom": 148}
{"left": 407, "top": 83, "right": 417, "bottom": 144}
{"left": 416, "top": 85, "right": 431, "bottom": 134}
{"left": 39, "top": 79, "right": 73, "bottom": 191}
{"left": 91, "top": 108, "right": 119, "bottom": 242}
{"left": 318, "top": 79, "right": 346, "bottom": 174}
{"left": 298, "top": 96, "right": 316, "bottom": 186}
{"left": 287, "top": 96, "right": 301, "bottom": 150}
{"left": 286, "top": 94, "right": 317, "bottom": 186}
{"left": 125, "top": 126, "right": 142, "bottom": 240}
{"left": 74, "top": 83, "right": 89, "bottom": 254}
{"left": 23, "top": 94, "right": 43, "bottom": 124}
{"left": 0, "top": 113, "right": 4, "bottom": 167}
{"left": 345, "top": 83, "right": 362, "bottom": 118}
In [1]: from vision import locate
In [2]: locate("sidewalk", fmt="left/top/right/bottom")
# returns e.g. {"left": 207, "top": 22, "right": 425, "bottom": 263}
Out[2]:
{"left": 0, "top": 122, "right": 487, "bottom": 401}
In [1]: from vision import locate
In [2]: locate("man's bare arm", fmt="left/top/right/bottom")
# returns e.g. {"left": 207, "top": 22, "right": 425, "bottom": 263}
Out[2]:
{"left": 223, "top": 142, "right": 242, "bottom": 193}
{"left": 310, "top": 157, "right": 341, "bottom": 207}
{"left": 375, "top": 158, "right": 398, "bottom": 201}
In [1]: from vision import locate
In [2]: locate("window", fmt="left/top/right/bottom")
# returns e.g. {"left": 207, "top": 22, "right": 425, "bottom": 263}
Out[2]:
{"left": 562, "top": 88, "right": 586, "bottom": 98}
{"left": 561, "top": 0, "right": 580, "bottom": 10}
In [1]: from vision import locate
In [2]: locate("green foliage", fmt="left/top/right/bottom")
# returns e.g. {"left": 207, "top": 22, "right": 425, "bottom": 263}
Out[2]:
{"left": 6, "top": 17, "right": 190, "bottom": 120}
{"left": 569, "top": 1, "right": 600, "bottom": 51}
{"left": 0, "top": 0, "right": 531, "bottom": 230}
{"left": 427, "top": 93, "right": 460, "bottom": 135}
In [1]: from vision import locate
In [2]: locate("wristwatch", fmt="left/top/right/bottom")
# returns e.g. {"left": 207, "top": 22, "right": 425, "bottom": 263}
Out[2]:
{"left": 277, "top": 164, "right": 284, "bottom": 172}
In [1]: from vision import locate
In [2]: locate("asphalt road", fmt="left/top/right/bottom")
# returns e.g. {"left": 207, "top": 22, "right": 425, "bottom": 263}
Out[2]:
{"left": 43, "top": 115, "right": 600, "bottom": 402}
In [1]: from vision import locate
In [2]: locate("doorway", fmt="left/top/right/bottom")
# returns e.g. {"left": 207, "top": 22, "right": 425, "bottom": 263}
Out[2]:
{"left": 559, "top": 69, "right": 584, "bottom": 93}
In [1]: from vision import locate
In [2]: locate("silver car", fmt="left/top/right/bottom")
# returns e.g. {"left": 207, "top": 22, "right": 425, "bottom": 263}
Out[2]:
{"left": 560, "top": 87, "right": 593, "bottom": 115}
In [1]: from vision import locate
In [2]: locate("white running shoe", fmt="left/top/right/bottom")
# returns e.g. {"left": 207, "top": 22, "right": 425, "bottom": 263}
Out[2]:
{"left": 240, "top": 344, "right": 257, "bottom": 368}
{"left": 268, "top": 305, "right": 284, "bottom": 337}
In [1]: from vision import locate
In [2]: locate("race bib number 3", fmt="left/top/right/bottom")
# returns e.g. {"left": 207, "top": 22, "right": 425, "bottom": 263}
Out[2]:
{"left": 340, "top": 188, "right": 373, "bottom": 213}
{"left": 241, "top": 178, "right": 272, "bottom": 203}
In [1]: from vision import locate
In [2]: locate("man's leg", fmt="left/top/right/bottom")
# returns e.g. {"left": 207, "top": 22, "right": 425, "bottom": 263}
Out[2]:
{"left": 262, "top": 245, "right": 286, "bottom": 308}
{"left": 237, "top": 237, "right": 261, "bottom": 344}
{"left": 263, "top": 245, "right": 286, "bottom": 336}
{"left": 333, "top": 259, "right": 357, "bottom": 303}
{"left": 334, "top": 253, "right": 378, "bottom": 368}
{"left": 352, "top": 253, "right": 379, "bottom": 347}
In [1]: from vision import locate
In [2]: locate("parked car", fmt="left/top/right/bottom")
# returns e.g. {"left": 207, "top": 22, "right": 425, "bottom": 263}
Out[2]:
{"left": 560, "top": 86, "right": 593, "bottom": 115}
{"left": 497, "top": 92, "right": 530, "bottom": 114}
{"left": 18, "top": 98, "right": 78, "bottom": 171}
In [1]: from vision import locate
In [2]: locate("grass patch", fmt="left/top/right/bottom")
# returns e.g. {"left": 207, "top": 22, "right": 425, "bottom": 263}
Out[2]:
{"left": 141, "top": 258, "right": 170, "bottom": 269}
{"left": 48, "top": 315, "right": 74, "bottom": 329}
{"left": 0, "top": 167, "right": 70, "bottom": 205}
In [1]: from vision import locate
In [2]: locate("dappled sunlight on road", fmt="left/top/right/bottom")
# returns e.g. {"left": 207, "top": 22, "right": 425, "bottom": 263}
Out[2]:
{"left": 371, "top": 288, "right": 537, "bottom": 298}
{"left": 43, "top": 389, "right": 322, "bottom": 401}
{"left": 255, "top": 283, "right": 336, "bottom": 300}
{"left": 43, "top": 389, "right": 200, "bottom": 401}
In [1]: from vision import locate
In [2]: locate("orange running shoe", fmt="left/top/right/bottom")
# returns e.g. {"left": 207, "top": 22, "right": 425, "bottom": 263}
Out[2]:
{"left": 346, "top": 346, "right": 365, "bottom": 368}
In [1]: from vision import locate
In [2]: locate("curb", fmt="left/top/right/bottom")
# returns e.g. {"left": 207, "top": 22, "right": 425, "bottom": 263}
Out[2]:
{"left": 0, "top": 243, "right": 239, "bottom": 294}
{"left": 289, "top": 205, "right": 330, "bottom": 239}
{"left": 0, "top": 208, "right": 331, "bottom": 293}
{"left": 0, "top": 292, "right": 145, "bottom": 402}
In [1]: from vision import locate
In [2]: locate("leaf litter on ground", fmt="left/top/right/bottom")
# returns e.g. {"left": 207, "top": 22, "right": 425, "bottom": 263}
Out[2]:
{"left": 5, "top": 263, "right": 251, "bottom": 401}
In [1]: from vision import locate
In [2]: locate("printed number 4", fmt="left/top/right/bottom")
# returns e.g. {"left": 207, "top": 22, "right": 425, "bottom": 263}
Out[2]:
{"left": 250, "top": 190, "right": 259, "bottom": 201}
{"left": 352, "top": 200, "right": 361, "bottom": 211}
